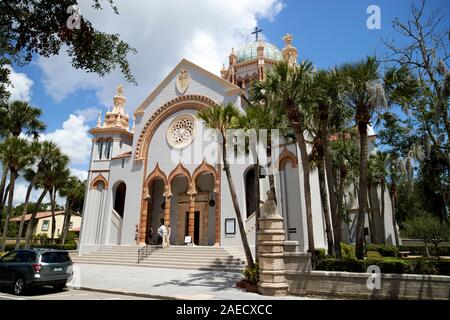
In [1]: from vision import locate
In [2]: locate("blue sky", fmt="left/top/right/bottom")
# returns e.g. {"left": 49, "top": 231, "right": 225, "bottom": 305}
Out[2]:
{"left": 5, "top": 0, "right": 449, "bottom": 204}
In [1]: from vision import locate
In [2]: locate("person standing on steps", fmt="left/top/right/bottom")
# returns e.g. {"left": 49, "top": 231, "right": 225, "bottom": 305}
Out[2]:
{"left": 157, "top": 223, "right": 165, "bottom": 246}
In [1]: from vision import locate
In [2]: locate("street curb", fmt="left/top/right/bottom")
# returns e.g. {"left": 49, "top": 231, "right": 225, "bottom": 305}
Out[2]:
{"left": 67, "top": 286, "right": 180, "bottom": 300}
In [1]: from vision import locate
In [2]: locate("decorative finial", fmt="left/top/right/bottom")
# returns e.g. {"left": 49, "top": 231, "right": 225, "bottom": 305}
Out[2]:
{"left": 97, "top": 110, "right": 102, "bottom": 127}
{"left": 117, "top": 84, "right": 124, "bottom": 96}
{"left": 132, "top": 115, "right": 136, "bottom": 132}
{"left": 282, "top": 33, "right": 293, "bottom": 46}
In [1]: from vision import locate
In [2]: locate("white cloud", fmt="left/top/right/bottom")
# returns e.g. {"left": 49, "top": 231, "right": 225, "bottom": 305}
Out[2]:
{"left": 6, "top": 66, "right": 34, "bottom": 102}
{"left": 37, "top": 0, "right": 284, "bottom": 109}
{"left": 43, "top": 114, "right": 92, "bottom": 165}
{"left": 75, "top": 106, "right": 101, "bottom": 123}
{"left": 70, "top": 168, "right": 88, "bottom": 181}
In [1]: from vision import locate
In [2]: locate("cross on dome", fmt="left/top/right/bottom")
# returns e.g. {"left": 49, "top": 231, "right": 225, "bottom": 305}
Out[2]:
{"left": 251, "top": 26, "right": 263, "bottom": 42}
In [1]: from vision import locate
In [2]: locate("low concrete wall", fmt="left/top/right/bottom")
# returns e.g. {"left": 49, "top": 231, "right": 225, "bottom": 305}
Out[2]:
{"left": 286, "top": 270, "right": 450, "bottom": 300}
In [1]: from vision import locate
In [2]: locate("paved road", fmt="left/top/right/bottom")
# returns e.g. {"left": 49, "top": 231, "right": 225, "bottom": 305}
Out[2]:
{"left": 0, "top": 287, "right": 154, "bottom": 300}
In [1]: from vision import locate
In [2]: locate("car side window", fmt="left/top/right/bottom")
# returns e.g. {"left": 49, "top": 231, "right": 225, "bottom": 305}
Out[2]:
{"left": 0, "top": 251, "right": 18, "bottom": 262}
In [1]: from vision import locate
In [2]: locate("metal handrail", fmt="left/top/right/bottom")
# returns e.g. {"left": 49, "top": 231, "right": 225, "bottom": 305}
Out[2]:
{"left": 137, "top": 244, "right": 161, "bottom": 264}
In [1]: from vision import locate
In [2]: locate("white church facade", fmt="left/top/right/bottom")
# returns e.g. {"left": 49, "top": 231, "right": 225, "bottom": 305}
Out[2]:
{"left": 79, "top": 34, "right": 399, "bottom": 254}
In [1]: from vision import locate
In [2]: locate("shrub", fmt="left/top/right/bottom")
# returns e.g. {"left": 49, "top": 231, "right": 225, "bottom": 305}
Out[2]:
{"left": 315, "top": 257, "right": 450, "bottom": 276}
{"left": 400, "top": 245, "right": 450, "bottom": 257}
{"left": 365, "top": 244, "right": 398, "bottom": 257}
{"left": 315, "top": 249, "right": 327, "bottom": 260}
{"left": 411, "top": 260, "right": 438, "bottom": 275}
{"left": 316, "top": 258, "right": 366, "bottom": 272}
{"left": 366, "top": 251, "right": 382, "bottom": 260}
{"left": 340, "top": 242, "right": 356, "bottom": 260}
{"left": 243, "top": 263, "right": 259, "bottom": 285}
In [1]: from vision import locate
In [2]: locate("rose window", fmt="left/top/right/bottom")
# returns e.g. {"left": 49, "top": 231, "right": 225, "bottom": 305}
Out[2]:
{"left": 167, "top": 114, "right": 196, "bottom": 148}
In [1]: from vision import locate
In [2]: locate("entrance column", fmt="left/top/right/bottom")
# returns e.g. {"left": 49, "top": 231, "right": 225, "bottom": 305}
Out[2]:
{"left": 164, "top": 186, "right": 171, "bottom": 227}
{"left": 188, "top": 192, "right": 196, "bottom": 240}
{"left": 214, "top": 166, "right": 221, "bottom": 246}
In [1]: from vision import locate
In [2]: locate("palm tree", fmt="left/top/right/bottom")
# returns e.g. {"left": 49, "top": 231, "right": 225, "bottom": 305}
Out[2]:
{"left": 330, "top": 130, "right": 360, "bottom": 248}
{"left": 238, "top": 102, "right": 286, "bottom": 262}
{"left": 253, "top": 61, "right": 316, "bottom": 260}
{"left": 14, "top": 141, "right": 61, "bottom": 249}
{"left": 340, "top": 58, "right": 417, "bottom": 258}
{"left": 197, "top": 103, "right": 255, "bottom": 269}
{"left": 41, "top": 155, "right": 70, "bottom": 243}
{"left": 0, "top": 137, "right": 33, "bottom": 251}
{"left": 59, "top": 176, "right": 85, "bottom": 245}
{"left": 0, "top": 100, "right": 46, "bottom": 231}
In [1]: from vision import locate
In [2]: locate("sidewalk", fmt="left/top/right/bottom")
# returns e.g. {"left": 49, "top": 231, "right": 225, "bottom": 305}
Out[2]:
{"left": 67, "top": 263, "right": 317, "bottom": 300}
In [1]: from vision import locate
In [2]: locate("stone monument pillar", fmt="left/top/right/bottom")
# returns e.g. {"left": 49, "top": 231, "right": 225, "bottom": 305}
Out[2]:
{"left": 257, "top": 190, "right": 289, "bottom": 296}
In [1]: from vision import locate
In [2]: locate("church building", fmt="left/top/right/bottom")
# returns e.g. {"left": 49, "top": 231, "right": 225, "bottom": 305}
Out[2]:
{"left": 79, "top": 32, "right": 399, "bottom": 255}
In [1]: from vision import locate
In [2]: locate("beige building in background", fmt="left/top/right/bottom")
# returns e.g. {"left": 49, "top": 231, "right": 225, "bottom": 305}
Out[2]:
{"left": 10, "top": 211, "right": 82, "bottom": 239}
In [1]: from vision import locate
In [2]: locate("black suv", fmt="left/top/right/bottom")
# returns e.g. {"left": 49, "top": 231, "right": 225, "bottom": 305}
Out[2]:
{"left": 0, "top": 248, "right": 73, "bottom": 295}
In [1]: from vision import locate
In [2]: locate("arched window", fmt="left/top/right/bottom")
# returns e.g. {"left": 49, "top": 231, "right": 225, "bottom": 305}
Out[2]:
{"left": 244, "top": 167, "right": 256, "bottom": 218}
{"left": 114, "top": 182, "right": 127, "bottom": 218}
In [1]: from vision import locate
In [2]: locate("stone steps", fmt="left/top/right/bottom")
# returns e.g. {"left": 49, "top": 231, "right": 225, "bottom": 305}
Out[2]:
{"left": 72, "top": 245, "right": 246, "bottom": 272}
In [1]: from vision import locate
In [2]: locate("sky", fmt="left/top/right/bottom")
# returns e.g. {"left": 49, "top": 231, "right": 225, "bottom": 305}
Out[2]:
{"left": 4, "top": 0, "right": 449, "bottom": 205}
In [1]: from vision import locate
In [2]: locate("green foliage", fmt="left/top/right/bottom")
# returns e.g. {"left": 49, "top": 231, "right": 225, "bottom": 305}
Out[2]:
{"left": 403, "top": 215, "right": 450, "bottom": 257}
{"left": 0, "top": 0, "right": 136, "bottom": 96}
{"left": 365, "top": 244, "right": 398, "bottom": 257}
{"left": 366, "top": 251, "right": 382, "bottom": 260}
{"left": 316, "top": 258, "right": 450, "bottom": 276}
{"left": 315, "top": 249, "right": 327, "bottom": 261}
{"left": 243, "top": 263, "right": 259, "bottom": 285}
{"left": 399, "top": 245, "right": 450, "bottom": 257}
{"left": 340, "top": 242, "right": 356, "bottom": 260}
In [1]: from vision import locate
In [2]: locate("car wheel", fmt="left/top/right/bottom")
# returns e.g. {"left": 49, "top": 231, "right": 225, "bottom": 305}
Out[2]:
{"left": 13, "top": 276, "right": 25, "bottom": 295}
{"left": 53, "top": 282, "right": 66, "bottom": 291}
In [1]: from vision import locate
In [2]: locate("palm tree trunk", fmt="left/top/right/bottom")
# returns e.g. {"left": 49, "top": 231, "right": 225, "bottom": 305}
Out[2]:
{"left": 25, "top": 189, "right": 48, "bottom": 248}
{"left": 367, "top": 184, "right": 376, "bottom": 243}
{"left": 335, "top": 168, "right": 347, "bottom": 258}
{"left": 254, "top": 161, "right": 260, "bottom": 264}
{"left": 222, "top": 137, "right": 255, "bottom": 269}
{"left": 317, "top": 157, "right": 334, "bottom": 255}
{"left": 356, "top": 122, "right": 369, "bottom": 259}
{"left": 286, "top": 105, "right": 315, "bottom": 261}
{"left": 266, "top": 131, "right": 277, "bottom": 203}
{"left": 15, "top": 179, "right": 36, "bottom": 249}
{"left": 0, "top": 170, "right": 17, "bottom": 252}
{"left": 380, "top": 180, "right": 386, "bottom": 244}
{"left": 0, "top": 167, "right": 8, "bottom": 233}
{"left": 61, "top": 202, "right": 72, "bottom": 245}
{"left": 390, "top": 185, "right": 400, "bottom": 248}
{"left": 320, "top": 106, "right": 339, "bottom": 256}
{"left": 50, "top": 188, "right": 57, "bottom": 244}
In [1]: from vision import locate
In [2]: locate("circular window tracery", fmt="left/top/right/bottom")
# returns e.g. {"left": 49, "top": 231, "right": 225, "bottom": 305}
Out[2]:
{"left": 166, "top": 114, "right": 196, "bottom": 148}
